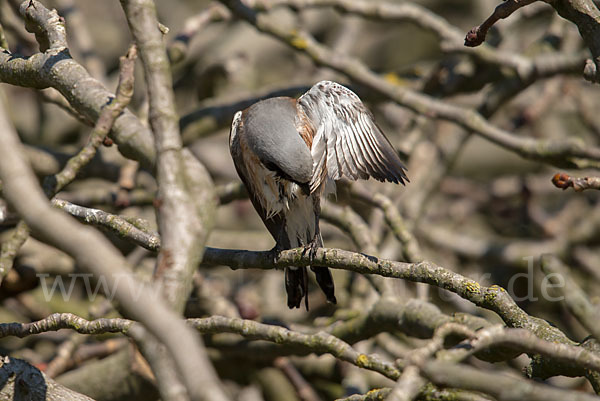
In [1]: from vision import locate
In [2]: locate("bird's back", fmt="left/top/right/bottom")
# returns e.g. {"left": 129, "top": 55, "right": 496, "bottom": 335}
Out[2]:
{"left": 243, "top": 97, "right": 313, "bottom": 184}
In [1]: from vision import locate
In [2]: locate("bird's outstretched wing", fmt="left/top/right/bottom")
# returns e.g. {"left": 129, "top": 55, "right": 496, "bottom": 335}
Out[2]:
{"left": 298, "top": 81, "right": 408, "bottom": 193}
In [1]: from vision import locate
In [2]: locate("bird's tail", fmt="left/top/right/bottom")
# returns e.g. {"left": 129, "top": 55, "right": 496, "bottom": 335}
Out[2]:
{"left": 285, "top": 266, "right": 336, "bottom": 309}
{"left": 283, "top": 195, "right": 336, "bottom": 309}
{"left": 311, "top": 265, "right": 336, "bottom": 304}
{"left": 310, "top": 233, "right": 337, "bottom": 305}
{"left": 285, "top": 266, "right": 308, "bottom": 309}
{"left": 284, "top": 232, "right": 337, "bottom": 309}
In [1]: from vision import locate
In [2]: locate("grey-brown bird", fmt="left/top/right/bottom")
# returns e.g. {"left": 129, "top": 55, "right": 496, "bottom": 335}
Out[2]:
{"left": 229, "top": 81, "right": 408, "bottom": 309}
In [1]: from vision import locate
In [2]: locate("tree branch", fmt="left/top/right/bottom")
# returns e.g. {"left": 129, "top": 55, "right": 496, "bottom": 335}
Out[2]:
{"left": 351, "top": 184, "right": 422, "bottom": 262}
{"left": 0, "top": 85, "right": 217, "bottom": 401}
{"left": 120, "top": 0, "right": 224, "bottom": 400}
{"left": 220, "top": 0, "right": 599, "bottom": 168}
{"left": 0, "top": 44, "right": 137, "bottom": 287}
{"left": 469, "top": 0, "right": 600, "bottom": 83}
{"left": 251, "top": 0, "right": 550, "bottom": 77}
{"left": 43, "top": 199, "right": 600, "bottom": 380}
{"left": 43, "top": 45, "right": 137, "bottom": 195}
{"left": 51, "top": 198, "right": 161, "bottom": 252}
{"left": 420, "top": 359, "right": 600, "bottom": 401}
{"left": 201, "top": 247, "right": 583, "bottom": 356}
{"left": 36, "top": 194, "right": 578, "bottom": 353}
{"left": 465, "top": 0, "right": 539, "bottom": 47}
{"left": 552, "top": 172, "right": 600, "bottom": 191}
{"left": 0, "top": 313, "right": 399, "bottom": 381}
{"left": 0, "top": 1, "right": 156, "bottom": 167}
{"left": 168, "top": 2, "right": 230, "bottom": 64}
{"left": 540, "top": 255, "right": 600, "bottom": 341}
{"left": 188, "top": 315, "right": 400, "bottom": 380}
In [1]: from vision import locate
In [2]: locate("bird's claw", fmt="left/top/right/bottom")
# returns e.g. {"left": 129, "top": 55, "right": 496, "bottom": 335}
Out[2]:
{"left": 302, "top": 237, "right": 319, "bottom": 263}
{"left": 270, "top": 244, "right": 283, "bottom": 264}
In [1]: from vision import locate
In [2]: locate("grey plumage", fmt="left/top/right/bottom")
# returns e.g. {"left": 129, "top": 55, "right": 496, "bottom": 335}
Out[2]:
{"left": 244, "top": 97, "right": 313, "bottom": 185}
{"left": 229, "top": 81, "right": 408, "bottom": 309}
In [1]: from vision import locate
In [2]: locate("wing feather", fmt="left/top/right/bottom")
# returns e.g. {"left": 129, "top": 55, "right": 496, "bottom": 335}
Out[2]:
{"left": 348, "top": 118, "right": 383, "bottom": 178}
{"left": 361, "top": 123, "right": 395, "bottom": 179}
{"left": 345, "top": 119, "right": 369, "bottom": 179}
{"left": 299, "top": 81, "right": 408, "bottom": 192}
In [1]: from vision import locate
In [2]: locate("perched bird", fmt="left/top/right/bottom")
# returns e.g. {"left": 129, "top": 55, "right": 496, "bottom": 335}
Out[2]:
{"left": 229, "top": 81, "right": 408, "bottom": 309}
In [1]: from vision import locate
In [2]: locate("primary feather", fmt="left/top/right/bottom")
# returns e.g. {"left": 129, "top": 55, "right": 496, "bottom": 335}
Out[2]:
{"left": 298, "top": 81, "right": 408, "bottom": 193}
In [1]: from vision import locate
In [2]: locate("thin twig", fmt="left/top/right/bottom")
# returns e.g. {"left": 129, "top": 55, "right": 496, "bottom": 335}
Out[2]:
{"left": 464, "top": 0, "right": 539, "bottom": 47}
{"left": 552, "top": 172, "right": 600, "bottom": 192}
{"left": 0, "top": 220, "right": 30, "bottom": 285}
{"left": 351, "top": 184, "right": 422, "bottom": 262}
{"left": 540, "top": 255, "right": 600, "bottom": 341}
{"left": 168, "top": 3, "right": 230, "bottom": 64}
{"left": 51, "top": 198, "right": 161, "bottom": 252}
{"left": 43, "top": 45, "right": 137, "bottom": 195}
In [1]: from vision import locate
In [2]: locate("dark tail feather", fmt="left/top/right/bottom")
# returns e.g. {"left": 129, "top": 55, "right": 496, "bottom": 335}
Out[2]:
{"left": 285, "top": 266, "right": 308, "bottom": 309}
{"left": 310, "top": 231, "right": 336, "bottom": 304}
{"left": 311, "top": 266, "right": 337, "bottom": 304}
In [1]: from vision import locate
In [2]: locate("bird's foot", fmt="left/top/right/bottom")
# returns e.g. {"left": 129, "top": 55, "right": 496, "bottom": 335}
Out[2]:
{"left": 269, "top": 243, "right": 283, "bottom": 264}
{"left": 302, "top": 236, "right": 320, "bottom": 263}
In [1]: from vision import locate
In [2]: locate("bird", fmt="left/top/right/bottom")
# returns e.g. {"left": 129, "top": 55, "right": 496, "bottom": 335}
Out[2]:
{"left": 229, "top": 80, "right": 408, "bottom": 309}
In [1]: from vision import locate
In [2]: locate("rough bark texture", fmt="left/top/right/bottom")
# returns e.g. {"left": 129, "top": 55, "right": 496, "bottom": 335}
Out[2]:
{"left": 0, "top": 356, "right": 95, "bottom": 401}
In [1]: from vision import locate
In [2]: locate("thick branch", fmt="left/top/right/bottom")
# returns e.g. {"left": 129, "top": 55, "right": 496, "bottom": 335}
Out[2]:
{"left": 0, "top": 1, "right": 156, "bottom": 167}
{"left": 0, "top": 92, "right": 214, "bottom": 401}
{"left": 120, "top": 1, "right": 223, "bottom": 400}
{"left": 201, "top": 247, "right": 579, "bottom": 350}
{"left": 0, "top": 44, "right": 136, "bottom": 287}
{"left": 120, "top": 0, "right": 217, "bottom": 315}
